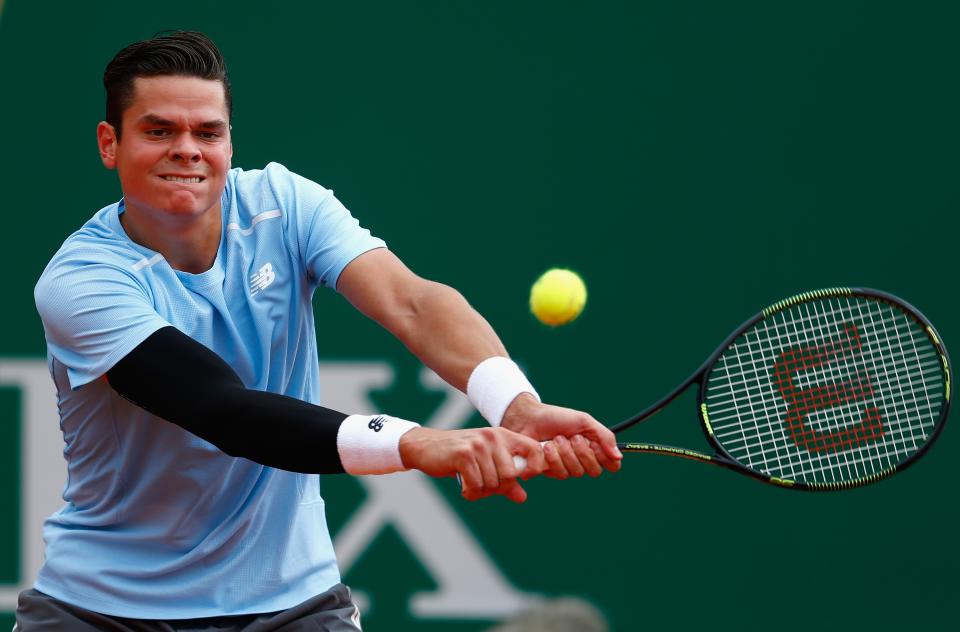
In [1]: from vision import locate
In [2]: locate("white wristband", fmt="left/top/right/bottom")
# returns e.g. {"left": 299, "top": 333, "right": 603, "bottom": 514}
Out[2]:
{"left": 337, "top": 414, "right": 420, "bottom": 475}
{"left": 466, "top": 356, "right": 540, "bottom": 427}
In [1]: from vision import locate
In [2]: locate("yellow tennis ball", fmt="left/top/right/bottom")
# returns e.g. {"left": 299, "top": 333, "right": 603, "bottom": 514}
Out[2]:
{"left": 530, "top": 268, "right": 587, "bottom": 326}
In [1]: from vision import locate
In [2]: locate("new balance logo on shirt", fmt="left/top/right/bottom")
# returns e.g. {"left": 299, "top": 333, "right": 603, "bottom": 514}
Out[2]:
{"left": 250, "top": 263, "right": 276, "bottom": 294}
{"left": 368, "top": 416, "right": 385, "bottom": 432}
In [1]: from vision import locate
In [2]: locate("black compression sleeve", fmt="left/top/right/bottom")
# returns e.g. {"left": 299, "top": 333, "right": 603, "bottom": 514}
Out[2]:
{"left": 106, "top": 326, "right": 348, "bottom": 474}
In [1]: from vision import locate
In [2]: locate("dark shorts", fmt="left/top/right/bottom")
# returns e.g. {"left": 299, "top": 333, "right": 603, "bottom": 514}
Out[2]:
{"left": 14, "top": 583, "right": 362, "bottom": 631}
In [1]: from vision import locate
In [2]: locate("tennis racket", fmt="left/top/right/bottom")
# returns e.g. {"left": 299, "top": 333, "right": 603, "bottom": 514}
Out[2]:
{"left": 522, "top": 287, "right": 951, "bottom": 491}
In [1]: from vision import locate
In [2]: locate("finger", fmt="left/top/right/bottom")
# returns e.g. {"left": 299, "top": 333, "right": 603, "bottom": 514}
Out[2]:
{"left": 497, "top": 479, "right": 528, "bottom": 504}
{"left": 553, "top": 435, "right": 586, "bottom": 478}
{"left": 492, "top": 444, "right": 519, "bottom": 481}
{"left": 591, "top": 440, "right": 622, "bottom": 473}
{"left": 573, "top": 419, "right": 622, "bottom": 468}
{"left": 477, "top": 447, "right": 501, "bottom": 491}
{"left": 459, "top": 459, "right": 485, "bottom": 501}
{"left": 581, "top": 420, "right": 622, "bottom": 461}
{"left": 543, "top": 440, "right": 569, "bottom": 479}
{"left": 572, "top": 434, "right": 603, "bottom": 477}
{"left": 517, "top": 441, "right": 546, "bottom": 479}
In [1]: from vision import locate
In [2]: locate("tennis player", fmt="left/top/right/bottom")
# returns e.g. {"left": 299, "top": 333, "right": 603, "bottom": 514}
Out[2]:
{"left": 17, "top": 31, "right": 621, "bottom": 630}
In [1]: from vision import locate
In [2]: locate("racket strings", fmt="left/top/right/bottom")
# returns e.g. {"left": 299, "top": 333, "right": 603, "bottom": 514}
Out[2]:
{"left": 772, "top": 299, "right": 931, "bottom": 481}
{"left": 704, "top": 296, "right": 945, "bottom": 484}
{"left": 707, "top": 328, "right": 940, "bottom": 392}
{"left": 792, "top": 299, "right": 933, "bottom": 480}
{"left": 708, "top": 349, "right": 941, "bottom": 404}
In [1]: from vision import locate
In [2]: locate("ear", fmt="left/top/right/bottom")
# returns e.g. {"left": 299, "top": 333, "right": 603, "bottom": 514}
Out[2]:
{"left": 228, "top": 140, "right": 233, "bottom": 168}
{"left": 97, "top": 121, "right": 118, "bottom": 169}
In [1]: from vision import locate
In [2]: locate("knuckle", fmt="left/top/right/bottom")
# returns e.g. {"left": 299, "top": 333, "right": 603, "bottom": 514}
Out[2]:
{"left": 454, "top": 445, "right": 472, "bottom": 461}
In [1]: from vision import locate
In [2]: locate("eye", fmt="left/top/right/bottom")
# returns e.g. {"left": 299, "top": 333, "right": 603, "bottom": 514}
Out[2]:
{"left": 145, "top": 129, "right": 170, "bottom": 138}
{"left": 196, "top": 131, "right": 221, "bottom": 140}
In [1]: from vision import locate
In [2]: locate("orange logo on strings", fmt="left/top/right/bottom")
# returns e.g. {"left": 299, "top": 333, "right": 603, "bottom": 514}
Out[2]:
{"left": 773, "top": 323, "right": 884, "bottom": 453}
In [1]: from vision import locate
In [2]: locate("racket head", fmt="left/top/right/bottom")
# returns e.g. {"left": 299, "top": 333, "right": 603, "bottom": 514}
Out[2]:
{"left": 697, "top": 288, "right": 951, "bottom": 490}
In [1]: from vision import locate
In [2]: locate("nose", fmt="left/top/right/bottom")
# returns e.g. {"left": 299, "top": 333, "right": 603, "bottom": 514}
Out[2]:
{"left": 168, "top": 132, "right": 201, "bottom": 163}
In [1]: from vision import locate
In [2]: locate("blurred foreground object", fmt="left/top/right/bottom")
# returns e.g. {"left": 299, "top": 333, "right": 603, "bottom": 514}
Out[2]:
{"left": 486, "top": 597, "right": 608, "bottom": 632}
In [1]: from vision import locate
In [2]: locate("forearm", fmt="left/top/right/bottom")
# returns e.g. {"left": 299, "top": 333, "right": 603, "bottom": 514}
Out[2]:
{"left": 337, "top": 249, "right": 538, "bottom": 425}
{"left": 385, "top": 280, "right": 509, "bottom": 391}
{"left": 182, "top": 387, "right": 347, "bottom": 473}
{"left": 334, "top": 250, "right": 620, "bottom": 479}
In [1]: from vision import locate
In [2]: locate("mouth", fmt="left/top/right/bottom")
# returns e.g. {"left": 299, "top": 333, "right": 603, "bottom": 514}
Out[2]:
{"left": 160, "top": 175, "right": 206, "bottom": 184}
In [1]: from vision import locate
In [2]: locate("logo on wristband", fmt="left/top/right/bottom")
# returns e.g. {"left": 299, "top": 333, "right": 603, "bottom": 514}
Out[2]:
{"left": 368, "top": 416, "right": 385, "bottom": 432}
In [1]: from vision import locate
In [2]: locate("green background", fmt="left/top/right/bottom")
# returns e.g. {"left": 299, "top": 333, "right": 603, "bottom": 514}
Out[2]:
{"left": 1, "top": 1, "right": 957, "bottom": 629}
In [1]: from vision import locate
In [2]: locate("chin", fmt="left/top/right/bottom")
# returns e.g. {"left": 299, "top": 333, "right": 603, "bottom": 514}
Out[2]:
{"left": 163, "top": 193, "right": 215, "bottom": 216}
{"left": 168, "top": 205, "right": 216, "bottom": 219}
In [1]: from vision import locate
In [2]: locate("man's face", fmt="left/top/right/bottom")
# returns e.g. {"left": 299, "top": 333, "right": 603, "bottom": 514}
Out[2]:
{"left": 97, "top": 75, "right": 233, "bottom": 221}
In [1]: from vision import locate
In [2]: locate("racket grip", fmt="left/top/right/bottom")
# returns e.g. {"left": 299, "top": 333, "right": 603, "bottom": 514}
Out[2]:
{"left": 455, "top": 453, "right": 534, "bottom": 489}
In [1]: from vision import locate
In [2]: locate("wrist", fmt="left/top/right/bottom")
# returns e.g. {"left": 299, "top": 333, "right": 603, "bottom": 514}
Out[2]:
{"left": 398, "top": 426, "right": 429, "bottom": 470}
{"left": 337, "top": 414, "right": 420, "bottom": 475}
{"left": 466, "top": 356, "right": 540, "bottom": 426}
{"left": 500, "top": 392, "right": 540, "bottom": 433}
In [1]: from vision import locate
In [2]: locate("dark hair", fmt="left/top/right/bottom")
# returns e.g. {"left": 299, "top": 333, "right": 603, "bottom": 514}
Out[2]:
{"left": 103, "top": 31, "right": 232, "bottom": 139}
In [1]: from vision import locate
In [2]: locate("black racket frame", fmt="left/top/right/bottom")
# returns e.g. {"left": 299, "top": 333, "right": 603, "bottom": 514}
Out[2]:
{"left": 609, "top": 287, "right": 952, "bottom": 491}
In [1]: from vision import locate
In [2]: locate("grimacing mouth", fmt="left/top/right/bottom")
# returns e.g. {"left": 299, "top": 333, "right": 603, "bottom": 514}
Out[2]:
{"left": 160, "top": 175, "right": 207, "bottom": 184}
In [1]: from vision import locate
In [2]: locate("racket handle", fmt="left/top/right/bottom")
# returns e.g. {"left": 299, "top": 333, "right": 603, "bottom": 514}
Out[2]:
{"left": 455, "top": 454, "right": 531, "bottom": 489}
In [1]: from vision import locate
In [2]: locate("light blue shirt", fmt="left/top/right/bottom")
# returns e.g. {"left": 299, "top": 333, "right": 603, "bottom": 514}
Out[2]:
{"left": 33, "top": 162, "right": 385, "bottom": 618}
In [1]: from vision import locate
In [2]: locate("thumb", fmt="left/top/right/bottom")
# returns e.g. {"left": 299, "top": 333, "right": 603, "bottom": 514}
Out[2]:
{"left": 579, "top": 424, "right": 622, "bottom": 460}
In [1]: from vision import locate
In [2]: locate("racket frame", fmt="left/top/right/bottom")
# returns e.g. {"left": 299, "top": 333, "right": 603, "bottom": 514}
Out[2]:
{"left": 611, "top": 287, "right": 952, "bottom": 491}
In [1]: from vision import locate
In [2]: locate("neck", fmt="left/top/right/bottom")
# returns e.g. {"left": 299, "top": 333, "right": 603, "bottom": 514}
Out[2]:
{"left": 120, "top": 204, "right": 222, "bottom": 274}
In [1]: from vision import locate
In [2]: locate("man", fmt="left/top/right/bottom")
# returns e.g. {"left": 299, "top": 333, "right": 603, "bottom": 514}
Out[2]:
{"left": 19, "top": 31, "right": 621, "bottom": 630}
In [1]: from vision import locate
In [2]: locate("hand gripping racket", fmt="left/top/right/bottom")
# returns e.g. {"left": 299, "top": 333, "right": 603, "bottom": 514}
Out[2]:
{"left": 518, "top": 288, "right": 951, "bottom": 491}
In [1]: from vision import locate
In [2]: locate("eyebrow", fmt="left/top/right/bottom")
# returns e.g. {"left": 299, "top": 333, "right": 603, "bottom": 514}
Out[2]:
{"left": 137, "top": 114, "right": 228, "bottom": 130}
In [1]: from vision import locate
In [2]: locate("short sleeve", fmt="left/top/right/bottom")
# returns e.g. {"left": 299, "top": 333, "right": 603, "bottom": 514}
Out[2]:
{"left": 35, "top": 259, "right": 171, "bottom": 389}
{"left": 260, "top": 164, "right": 385, "bottom": 290}
{"left": 301, "top": 191, "right": 386, "bottom": 290}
